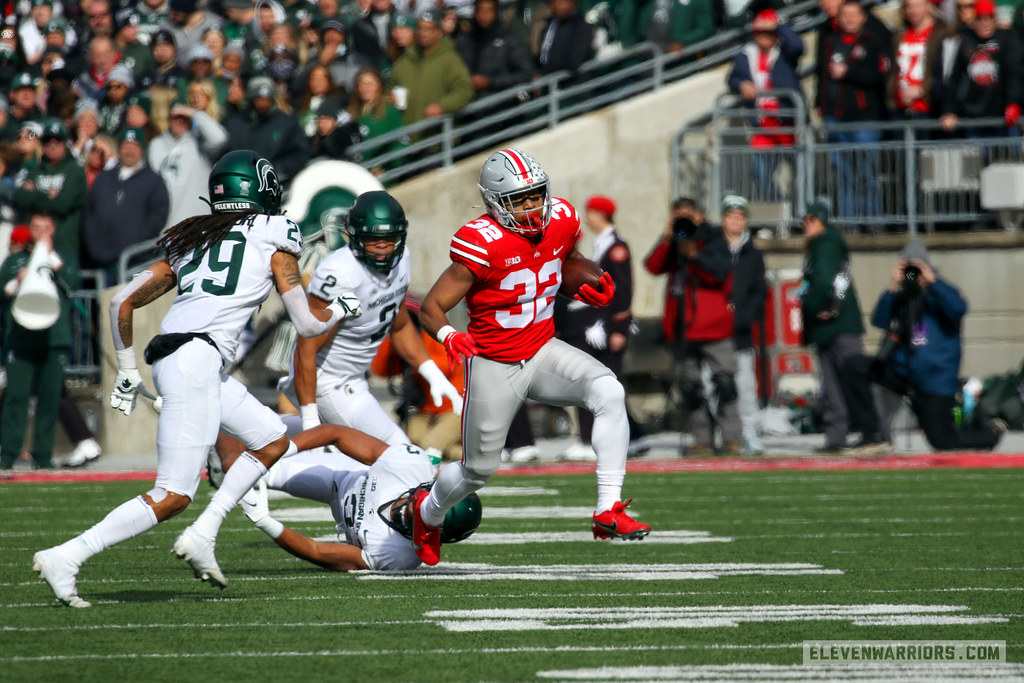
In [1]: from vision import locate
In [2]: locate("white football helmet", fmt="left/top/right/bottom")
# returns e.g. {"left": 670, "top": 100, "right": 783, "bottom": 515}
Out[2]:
{"left": 477, "top": 148, "right": 552, "bottom": 236}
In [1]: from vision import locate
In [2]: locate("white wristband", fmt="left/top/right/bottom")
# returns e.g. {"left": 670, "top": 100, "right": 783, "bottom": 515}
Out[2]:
{"left": 436, "top": 325, "right": 456, "bottom": 344}
{"left": 255, "top": 516, "right": 285, "bottom": 539}
{"left": 325, "top": 301, "right": 343, "bottom": 319}
{"left": 115, "top": 347, "right": 137, "bottom": 371}
{"left": 299, "top": 404, "right": 320, "bottom": 430}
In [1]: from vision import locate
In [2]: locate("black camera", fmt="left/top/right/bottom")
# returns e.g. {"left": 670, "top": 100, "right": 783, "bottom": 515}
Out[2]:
{"left": 901, "top": 264, "right": 922, "bottom": 294}
{"left": 673, "top": 216, "right": 696, "bottom": 241}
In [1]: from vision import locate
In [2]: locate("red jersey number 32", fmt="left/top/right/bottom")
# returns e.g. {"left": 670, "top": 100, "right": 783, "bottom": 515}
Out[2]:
{"left": 496, "top": 259, "right": 561, "bottom": 329}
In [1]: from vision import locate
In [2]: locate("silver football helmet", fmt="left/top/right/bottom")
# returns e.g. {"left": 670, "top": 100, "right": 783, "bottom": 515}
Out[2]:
{"left": 477, "top": 148, "right": 552, "bottom": 236}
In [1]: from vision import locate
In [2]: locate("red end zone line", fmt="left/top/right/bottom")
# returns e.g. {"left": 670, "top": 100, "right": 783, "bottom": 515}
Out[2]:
{"left": 3, "top": 453, "right": 1023, "bottom": 484}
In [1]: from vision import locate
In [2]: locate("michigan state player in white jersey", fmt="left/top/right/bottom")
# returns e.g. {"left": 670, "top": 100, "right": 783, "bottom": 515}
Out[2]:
{"left": 213, "top": 424, "right": 482, "bottom": 571}
{"left": 32, "top": 151, "right": 361, "bottom": 607}
{"left": 294, "top": 191, "right": 462, "bottom": 445}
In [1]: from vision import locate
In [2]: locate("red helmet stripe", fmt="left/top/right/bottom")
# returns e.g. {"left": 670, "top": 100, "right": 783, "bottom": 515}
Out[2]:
{"left": 499, "top": 149, "right": 530, "bottom": 180}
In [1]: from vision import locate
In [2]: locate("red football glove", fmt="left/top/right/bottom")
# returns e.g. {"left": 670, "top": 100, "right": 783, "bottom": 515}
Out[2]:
{"left": 1006, "top": 103, "right": 1022, "bottom": 128}
{"left": 442, "top": 329, "right": 480, "bottom": 367}
{"left": 574, "top": 271, "right": 615, "bottom": 308}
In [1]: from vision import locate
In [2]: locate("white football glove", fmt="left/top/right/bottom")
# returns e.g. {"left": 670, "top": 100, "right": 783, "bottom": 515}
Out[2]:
{"left": 110, "top": 368, "right": 144, "bottom": 416}
{"left": 584, "top": 320, "right": 608, "bottom": 351}
{"left": 418, "top": 359, "right": 464, "bottom": 416}
{"left": 240, "top": 480, "right": 284, "bottom": 539}
{"left": 327, "top": 292, "right": 362, "bottom": 322}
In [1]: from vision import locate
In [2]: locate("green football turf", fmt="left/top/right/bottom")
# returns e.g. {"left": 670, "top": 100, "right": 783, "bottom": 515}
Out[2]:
{"left": 1, "top": 468, "right": 1022, "bottom": 681}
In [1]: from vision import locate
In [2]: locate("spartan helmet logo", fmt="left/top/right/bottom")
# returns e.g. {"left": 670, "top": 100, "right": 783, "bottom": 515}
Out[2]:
{"left": 256, "top": 157, "right": 278, "bottom": 193}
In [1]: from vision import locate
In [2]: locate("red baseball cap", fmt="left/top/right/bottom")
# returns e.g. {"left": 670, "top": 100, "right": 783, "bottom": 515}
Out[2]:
{"left": 752, "top": 9, "right": 779, "bottom": 32}
{"left": 9, "top": 225, "right": 30, "bottom": 246}
{"left": 586, "top": 195, "right": 616, "bottom": 218}
{"left": 975, "top": 0, "right": 996, "bottom": 16}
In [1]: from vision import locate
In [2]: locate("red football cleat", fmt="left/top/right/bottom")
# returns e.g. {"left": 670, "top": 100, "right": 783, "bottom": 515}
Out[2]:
{"left": 592, "top": 498, "right": 651, "bottom": 541}
{"left": 411, "top": 487, "right": 442, "bottom": 565}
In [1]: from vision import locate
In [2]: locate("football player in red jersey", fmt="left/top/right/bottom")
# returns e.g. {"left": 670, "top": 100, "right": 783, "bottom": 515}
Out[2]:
{"left": 411, "top": 148, "right": 651, "bottom": 565}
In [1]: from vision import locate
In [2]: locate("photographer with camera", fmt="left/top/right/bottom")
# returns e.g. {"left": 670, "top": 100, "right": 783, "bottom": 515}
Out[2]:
{"left": 645, "top": 196, "right": 742, "bottom": 454}
{"left": 848, "top": 239, "right": 1005, "bottom": 451}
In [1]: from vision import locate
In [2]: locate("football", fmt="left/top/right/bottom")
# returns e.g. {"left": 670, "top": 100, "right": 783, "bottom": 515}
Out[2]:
{"left": 559, "top": 256, "right": 603, "bottom": 298}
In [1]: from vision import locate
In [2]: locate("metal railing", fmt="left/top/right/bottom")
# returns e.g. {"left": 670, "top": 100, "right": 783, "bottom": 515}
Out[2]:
{"left": 672, "top": 91, "right": 1022, "bottom": 234}
{"left": 344, "top": 0, "right": 827, "bottom": 185}
{"left": 66, "top": 269, "right": 106, "bottom": 382}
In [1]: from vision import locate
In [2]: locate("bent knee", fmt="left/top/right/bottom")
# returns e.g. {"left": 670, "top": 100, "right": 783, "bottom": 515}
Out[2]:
{"left": 587, "top": 374, "right": 625, "bottom": 411}
{"left": 146, "top": 490, "right": 191, "bottom": 521}
{"left": 463, "top": 463, "right": 497, "bottom": 484}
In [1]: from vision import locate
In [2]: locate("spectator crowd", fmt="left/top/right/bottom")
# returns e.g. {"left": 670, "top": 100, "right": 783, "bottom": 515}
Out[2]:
{"left": 726, "top": 0, "right": 1024, "bottom": 231}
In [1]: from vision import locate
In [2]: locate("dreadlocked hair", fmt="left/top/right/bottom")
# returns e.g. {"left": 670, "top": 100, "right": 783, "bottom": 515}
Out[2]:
{"left": 159, "top": 211, "right": 262, "bottom": 263}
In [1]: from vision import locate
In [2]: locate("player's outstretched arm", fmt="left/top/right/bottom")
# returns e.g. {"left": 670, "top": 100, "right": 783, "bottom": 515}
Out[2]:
{"left": 108, "top": 261, "right": 176, "bottom": 416}
{"left": 274, "top": 527, "right": 370, "bottom": 571}
{"left": 272, "top": 251, "right": 360, "bottom": 338}
{"left": 293, "top": 424, "right": 389, "bottom": 466}
{"left": 292, "top": 297, "right": 336, "bottom": 428}
{"left": 241, "top": 482, "right": 368, "bottom": 571}
{"left": 390, "top": 302, "right": 464, "bottom": 412}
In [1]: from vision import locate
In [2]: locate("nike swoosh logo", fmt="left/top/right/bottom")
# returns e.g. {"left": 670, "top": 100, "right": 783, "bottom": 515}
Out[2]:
{"left": 554, "top": 247, "right": 564, "bottom": 255}
{"left": 593, "top": 519, "right": 617, "bottom": 533}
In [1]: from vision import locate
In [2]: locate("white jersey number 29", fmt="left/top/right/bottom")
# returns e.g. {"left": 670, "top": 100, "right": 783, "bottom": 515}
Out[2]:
{"left": 495, "top": 259, "right": 561, "bottom": 329}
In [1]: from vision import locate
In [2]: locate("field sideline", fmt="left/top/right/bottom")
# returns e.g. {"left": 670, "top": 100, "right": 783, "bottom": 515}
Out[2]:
{"left": 1, "top": 459, "right": 1022, "bottom": 681}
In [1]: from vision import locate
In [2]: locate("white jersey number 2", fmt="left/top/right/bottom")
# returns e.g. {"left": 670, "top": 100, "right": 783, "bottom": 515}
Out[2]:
{"left": 495, "top": 259, "right": 561, "bottom": 329}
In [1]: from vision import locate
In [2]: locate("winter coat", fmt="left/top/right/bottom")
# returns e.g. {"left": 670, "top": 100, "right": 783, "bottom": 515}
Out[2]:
{"left": 941, "top": 27, "right": 1023, "bottom": 118}
{"left": 82, "top": 164, "right": 169, "bottom": 267}
{"left": 815, "top": 12, "right": 892, "bottom": 111}
{"left": 819, "top": 26, "right": 893, "bottom": 122}
{"left": 800, "top": 226, "right": 865, "bottom": 346}
{"left": 149, "top": 110, "right": 228, "bottom": 230}
{"left": 390, "top": 39, "right": 474, "bottom": 126}
{"left": 12, "top": 153, "right": 87, "bottom": 260}
{"left": 456, "top": 20, "right": 535, "bottom": 94}
{"left": 728, "top": 23, "right": 805, "bottom": 126}
{"left": 224, "top": 105, "right": 310, "bottom": 183}
{"left": 728, "top": 236, "right": 767, "bottom": 351}
{"left": 870, "top": 278, "right": 967, "bottom": 397}
{"left": 536, "top": 10, "right": 594, "bottom": 75}
{"left": 635, "top": 0, "right": 715, "bottom": 51}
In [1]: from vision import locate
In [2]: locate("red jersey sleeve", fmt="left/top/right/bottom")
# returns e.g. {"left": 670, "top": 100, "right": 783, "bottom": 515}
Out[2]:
{"left": 450, "top": 220, "right": 500, "bottom": 278}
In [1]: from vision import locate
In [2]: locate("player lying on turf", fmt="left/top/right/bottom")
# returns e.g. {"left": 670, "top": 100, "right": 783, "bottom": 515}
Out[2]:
{"left": 213, "top": 424, "right": 481, "bottom": 571}
{"left": 411, "top": 148, "right": 651, "bottom": 566}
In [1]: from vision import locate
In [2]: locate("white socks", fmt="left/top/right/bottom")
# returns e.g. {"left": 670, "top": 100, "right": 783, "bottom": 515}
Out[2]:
{"left": 421, "top": 462, "right": 490, "bottom": 527}
{"left": 63, "top": 496, "right": 159, "bottom": 565}
{"left": 191, "top": 452, "right": 268, "bottom": 539}
{"left": 589, "top": 375, "right": 627, "bottom": 513}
